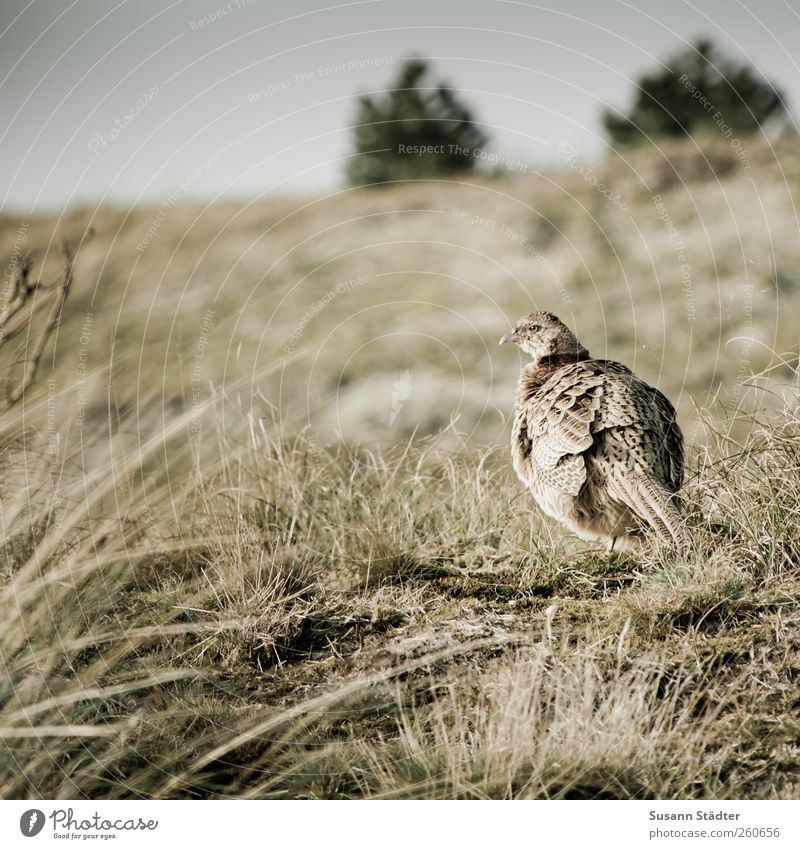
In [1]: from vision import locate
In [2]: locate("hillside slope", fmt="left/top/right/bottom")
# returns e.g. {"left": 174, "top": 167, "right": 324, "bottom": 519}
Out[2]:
{"left": 2, "top": 134, "right": 799, "bottom": 453}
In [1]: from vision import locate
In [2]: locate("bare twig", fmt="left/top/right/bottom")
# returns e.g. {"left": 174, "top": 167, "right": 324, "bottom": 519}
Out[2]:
{"left": 0, "top": 252, "right": 40, "bottom": 345}
{"left": 7, "top": 240, "right": 74, "bottom": 404}
{"left": 1, "top": 229, "right": 94, "bottom": 405}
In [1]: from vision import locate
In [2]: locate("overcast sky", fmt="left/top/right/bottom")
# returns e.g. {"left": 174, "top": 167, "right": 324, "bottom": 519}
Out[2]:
{"left": 2, "top": 0, "right": 800, "bottom": 212}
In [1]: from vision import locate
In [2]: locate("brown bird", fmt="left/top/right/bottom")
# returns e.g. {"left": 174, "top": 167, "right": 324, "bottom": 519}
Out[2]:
{"left": 500, "top": 311, "right": 688, "bottom": 553}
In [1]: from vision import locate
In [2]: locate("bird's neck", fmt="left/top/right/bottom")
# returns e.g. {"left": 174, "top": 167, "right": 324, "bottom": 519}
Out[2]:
{"left": 517, "top": 351, "right": 590, "bottom": 404}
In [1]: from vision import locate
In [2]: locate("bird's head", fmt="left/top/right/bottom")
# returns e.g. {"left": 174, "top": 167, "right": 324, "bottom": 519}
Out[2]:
{"left": 499, "top": 311, "right": 589, "bottom": 361}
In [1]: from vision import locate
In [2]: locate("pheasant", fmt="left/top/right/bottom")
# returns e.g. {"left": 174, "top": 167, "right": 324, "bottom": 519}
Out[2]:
{"left": 500, "top": 311, "right": 689, "bottom": 553}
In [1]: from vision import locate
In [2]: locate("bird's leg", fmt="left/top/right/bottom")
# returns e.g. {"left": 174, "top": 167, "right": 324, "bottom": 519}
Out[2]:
{"left": 609, "top": 537, "right": 617, "bottom": 552}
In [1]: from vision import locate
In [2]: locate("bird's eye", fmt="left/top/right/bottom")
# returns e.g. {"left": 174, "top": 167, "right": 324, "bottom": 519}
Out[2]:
{"left": 530, "top": 324, "right": 542, "bottom": 332}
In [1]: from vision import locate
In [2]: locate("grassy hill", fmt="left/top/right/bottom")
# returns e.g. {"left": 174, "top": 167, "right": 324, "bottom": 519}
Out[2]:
{"left": 3, "top": 134, "right": 800, "bottom": 449}
{"left": 1, "top": 134, "right": 799, "bottom": 798}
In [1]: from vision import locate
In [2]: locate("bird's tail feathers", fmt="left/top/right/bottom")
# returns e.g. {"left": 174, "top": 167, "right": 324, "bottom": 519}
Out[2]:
{"left": 610, "top": 472, "right": 691, "bottom": 553}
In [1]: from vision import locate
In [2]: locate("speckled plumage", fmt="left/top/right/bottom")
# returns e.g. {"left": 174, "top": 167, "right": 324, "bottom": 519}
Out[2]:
{"left": 501, "top": 311, "right": 688, "bottom": 553}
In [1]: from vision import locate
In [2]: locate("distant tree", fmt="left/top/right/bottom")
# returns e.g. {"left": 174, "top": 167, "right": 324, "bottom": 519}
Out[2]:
{"left": 603, "top": 39, "right": 790, "bottom": 145}
{"left": 346, "top": 58, "right": 488, "bottom": 186}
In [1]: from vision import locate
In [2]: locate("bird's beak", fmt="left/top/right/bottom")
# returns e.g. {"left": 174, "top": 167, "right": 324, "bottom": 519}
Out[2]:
{"left": 499, "top": 329, "right": 517, "bottom": 346}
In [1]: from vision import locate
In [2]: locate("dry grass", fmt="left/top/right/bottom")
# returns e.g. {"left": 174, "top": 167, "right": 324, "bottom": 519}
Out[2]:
{"left": 348, "top": 647, "right": 740, "bottom": 800}
{"left": 0, "top": 390, "right": 798, "bottom": 799}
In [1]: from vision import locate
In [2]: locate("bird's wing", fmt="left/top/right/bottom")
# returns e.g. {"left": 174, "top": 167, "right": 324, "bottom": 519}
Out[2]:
{"left": 590, "top": 362, "right": 684, "bottom": 492}
{"left": 522, "top": 362, "right": 607, "bottom": 495}
{"left": 523, "top": 360, "right": 683, "bottom": 497}
{"left": 594, "top": 365, "right": 687, "bottom": 549}
{"left": 655, "top": 388, "right": 684, "bottom": 491}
